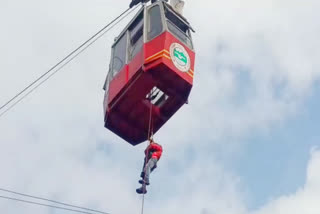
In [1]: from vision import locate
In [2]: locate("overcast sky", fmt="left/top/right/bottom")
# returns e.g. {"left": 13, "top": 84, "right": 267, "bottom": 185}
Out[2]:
{"left": 1, "top": 0, "right": 320, "bottom": 214}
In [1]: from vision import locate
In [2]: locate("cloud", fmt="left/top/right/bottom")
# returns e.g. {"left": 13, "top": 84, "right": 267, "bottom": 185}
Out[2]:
{"left": 251, "top": 149, "right": 320, "bottom": 214}
{"left": 153, "top": 149, "right": 320, "bottom": 214}
{"left": 157, "top": 0, "right": 320, "bottom": 148}
{"left": 0, "top": 0, "right": 320, "bottom": 214}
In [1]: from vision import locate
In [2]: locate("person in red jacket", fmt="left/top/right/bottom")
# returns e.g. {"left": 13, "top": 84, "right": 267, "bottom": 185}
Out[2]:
{"left": 136, "top": 140, "right": 163, "bottom": 194}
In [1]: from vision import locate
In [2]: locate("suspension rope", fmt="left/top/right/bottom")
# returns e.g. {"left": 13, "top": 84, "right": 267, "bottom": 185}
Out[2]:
{"left": 141, "top": 101, "right": 153, "bottom": 214}
{"left": 0, "top": 187, "right": 109, "bottom": 214}
{"left": 141, "top": 193, "right": 145, "bottom": 214}
{"left": 0, "top": 195, "right": 105, "bottom": 214}
{"left": 0, "top": 4, "right": 141, "bottom": 119}
{"left": 147, "top": 97, "right": 154, "bottom": 141}
{"left": 140, "top": 87, "right": 156, "bottom": 214}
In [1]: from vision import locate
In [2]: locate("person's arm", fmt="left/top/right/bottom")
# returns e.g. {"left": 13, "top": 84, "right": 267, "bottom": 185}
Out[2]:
{"left": 144, "top": 144, "right": 150, "bottom": 154}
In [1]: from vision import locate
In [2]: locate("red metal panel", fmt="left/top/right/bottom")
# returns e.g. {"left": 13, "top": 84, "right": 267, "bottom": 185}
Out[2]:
{"left": 106, "top": 48, "right": 145, "bottom": 109}
{"left": 164, "top": 32, "right": 195, "bottom": 85}
{"left": 144, "top": 32, "right": 195, "bottom": 85}
{"left": 144, "top": 32, "right": 167, "bottom": 61}
{"left": 104, "top": 30, "right": 196, "bottom": 146}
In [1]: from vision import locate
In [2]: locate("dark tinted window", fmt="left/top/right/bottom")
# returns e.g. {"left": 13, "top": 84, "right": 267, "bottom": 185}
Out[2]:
{"left": 167, "top": 20, "right": 192, "bottom": 47}
{"left": 165, "top": 9, "right": 188, "bottom": 33}
{"left": 129, "top": 18, "right": 144, "bottom": 60}
{"left": 165, "top": 8, "right": 192, "bottom": 48}
{"left": 112, "top": 34, "right": 127, "bottom": 77}
{"left": 148, "top": 5, "right": 163, "bottom": 41}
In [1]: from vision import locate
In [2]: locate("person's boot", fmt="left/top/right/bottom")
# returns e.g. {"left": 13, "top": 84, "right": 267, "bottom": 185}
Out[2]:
{"left": 140, "top": 172, "right": 145, "bottom": 178}
{"left": 136, "top": 186, "right": 147, "bottom": 194}
{"left": 139, "top": 179, "right": 150, "bottom": 185}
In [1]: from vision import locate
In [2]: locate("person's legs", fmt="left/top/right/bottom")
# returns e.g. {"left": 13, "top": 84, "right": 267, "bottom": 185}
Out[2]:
{"left": 140, "top": 157, "right": 147, "bottom": 178}
{"left": 137, "top": 158, "right": 158, "bottom": 194}
{"left": 151, "top": 163, "right": 157, "bottom": 172}
{"left": 136, "top": 185, "right": 147, "bottom": 194}
{"left": 144, "top": 158, "right": 157, "bottom": 183}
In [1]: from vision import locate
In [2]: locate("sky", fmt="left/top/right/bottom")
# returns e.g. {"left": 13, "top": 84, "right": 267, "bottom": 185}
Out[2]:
{"left": 1, "top": 0, "right": 320, "bottom": 214}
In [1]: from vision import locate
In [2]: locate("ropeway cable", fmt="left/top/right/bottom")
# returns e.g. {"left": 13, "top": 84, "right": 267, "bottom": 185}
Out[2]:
{"left": 0, "top": 187, "right": 109, "bottom": 214}
{"left": 0, "top": 195, "right": 107, "bottom": 214}
{"left": 0, "top": 4, "right": 141, "bottom": 119}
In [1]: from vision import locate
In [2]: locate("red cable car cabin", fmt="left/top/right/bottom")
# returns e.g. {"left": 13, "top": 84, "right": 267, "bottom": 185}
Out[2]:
{"left": 103, "top": 1, "right": 195, "bottom": 145}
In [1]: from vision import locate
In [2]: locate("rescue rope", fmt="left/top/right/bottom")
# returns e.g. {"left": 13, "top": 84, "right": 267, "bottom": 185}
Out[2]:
{"left": 141, "top": 194, "right": 145, "bottom": 214}
{"left": 140, "top": 86, "right": 156, "bottom": 214}
{"left": 147, "top": 90, "right": 154, "bottom": 141}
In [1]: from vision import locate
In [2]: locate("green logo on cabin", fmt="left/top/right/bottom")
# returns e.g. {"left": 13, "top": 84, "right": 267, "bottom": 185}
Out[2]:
{"left": 170, "top": 43, "right": 191, "bottom": 72}
{"left": 173, "top": 48, "right": 188, "bottom": 65}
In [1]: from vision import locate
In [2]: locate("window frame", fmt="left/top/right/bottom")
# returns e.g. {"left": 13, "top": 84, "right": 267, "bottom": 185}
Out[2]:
{"left": 166, "top": 18, "right": 193, "bottom": 48}
{"left": 128, "top": 11, "right": 144, "bottom": 61}
{"left": 163, "top": 3, "right": 194, "bottom": 49}
{"left": 145, "top": 3, "right": 166, "bottom": 42}
{"left": 109, "top": 6, "right": 145, "bottom": 72}
{"left": 110, "top": 32, "right": 128, "bottom": 79}
{"left": 104, "top": 6, "right": 146, "bottom": 93}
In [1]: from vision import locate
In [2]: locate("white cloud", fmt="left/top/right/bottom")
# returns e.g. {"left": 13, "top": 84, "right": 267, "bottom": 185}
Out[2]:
{"left": 0, "top": 0, "right": 320, "bottom": 214}
{"left": 251, "top": 149, "right": 320, "bottom": 214}
{"left": 153, "top": 149, "right": 320, "bottom": 214}
{"left": 157, "top": 0, "right": 320, "bottom": 147}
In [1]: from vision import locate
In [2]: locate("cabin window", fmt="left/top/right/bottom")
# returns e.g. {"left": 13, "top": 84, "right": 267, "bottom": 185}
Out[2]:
{"left": 129, "top": 16, "right": 144, "bottom": 60}
{"left": 148, "top": 5, "right": 163, "bottom": 41}
{"left": 112, "top": 33, "right": 127, "bottom": 77}
{"left": 103, "top": 66, "right": 112, "bottom": 91}
{"left": 165, "top": 7, "right": 192, "bottom": 48}
{"left": 103, "top": 68, "right": 112, "bottom": 104}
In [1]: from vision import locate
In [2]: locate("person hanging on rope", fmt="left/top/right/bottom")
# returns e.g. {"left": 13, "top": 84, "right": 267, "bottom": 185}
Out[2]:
{"left": 136, "top": 139, "right": 163, "bottom": 194}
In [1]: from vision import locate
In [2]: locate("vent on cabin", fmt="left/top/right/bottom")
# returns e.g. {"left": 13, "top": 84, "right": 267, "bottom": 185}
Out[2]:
{"left": 146, "top": 87, "right": 169, "bottom": 107}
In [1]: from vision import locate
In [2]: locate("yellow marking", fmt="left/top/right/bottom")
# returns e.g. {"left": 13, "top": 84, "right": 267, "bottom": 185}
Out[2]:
{"left": 146, "top": 53, "right": 162, "bottom": 62}
{"left": 187, "top": 72, "right": 194, "bottom": 78}
{"left": 146, "top": 52, "right": 162, "bottom": 62}
{"left": 145, "top": 50, "right": 169, "bottom": 62}
{"left": 163, "top": 54, "right": 171, "bottom": 60}
{"left": 146, "top": 53, "right": 171, "bottom": 63}
{"left": 188, "top": 71, "right": 194, "bottom": 76}
{"left": 145, "top": 51, "right": 193, "bottom": 79}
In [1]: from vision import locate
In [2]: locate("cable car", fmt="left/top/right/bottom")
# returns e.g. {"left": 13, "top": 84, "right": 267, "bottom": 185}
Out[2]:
{"left": 103, "top": 0, "right": 195, "bottom": 145}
